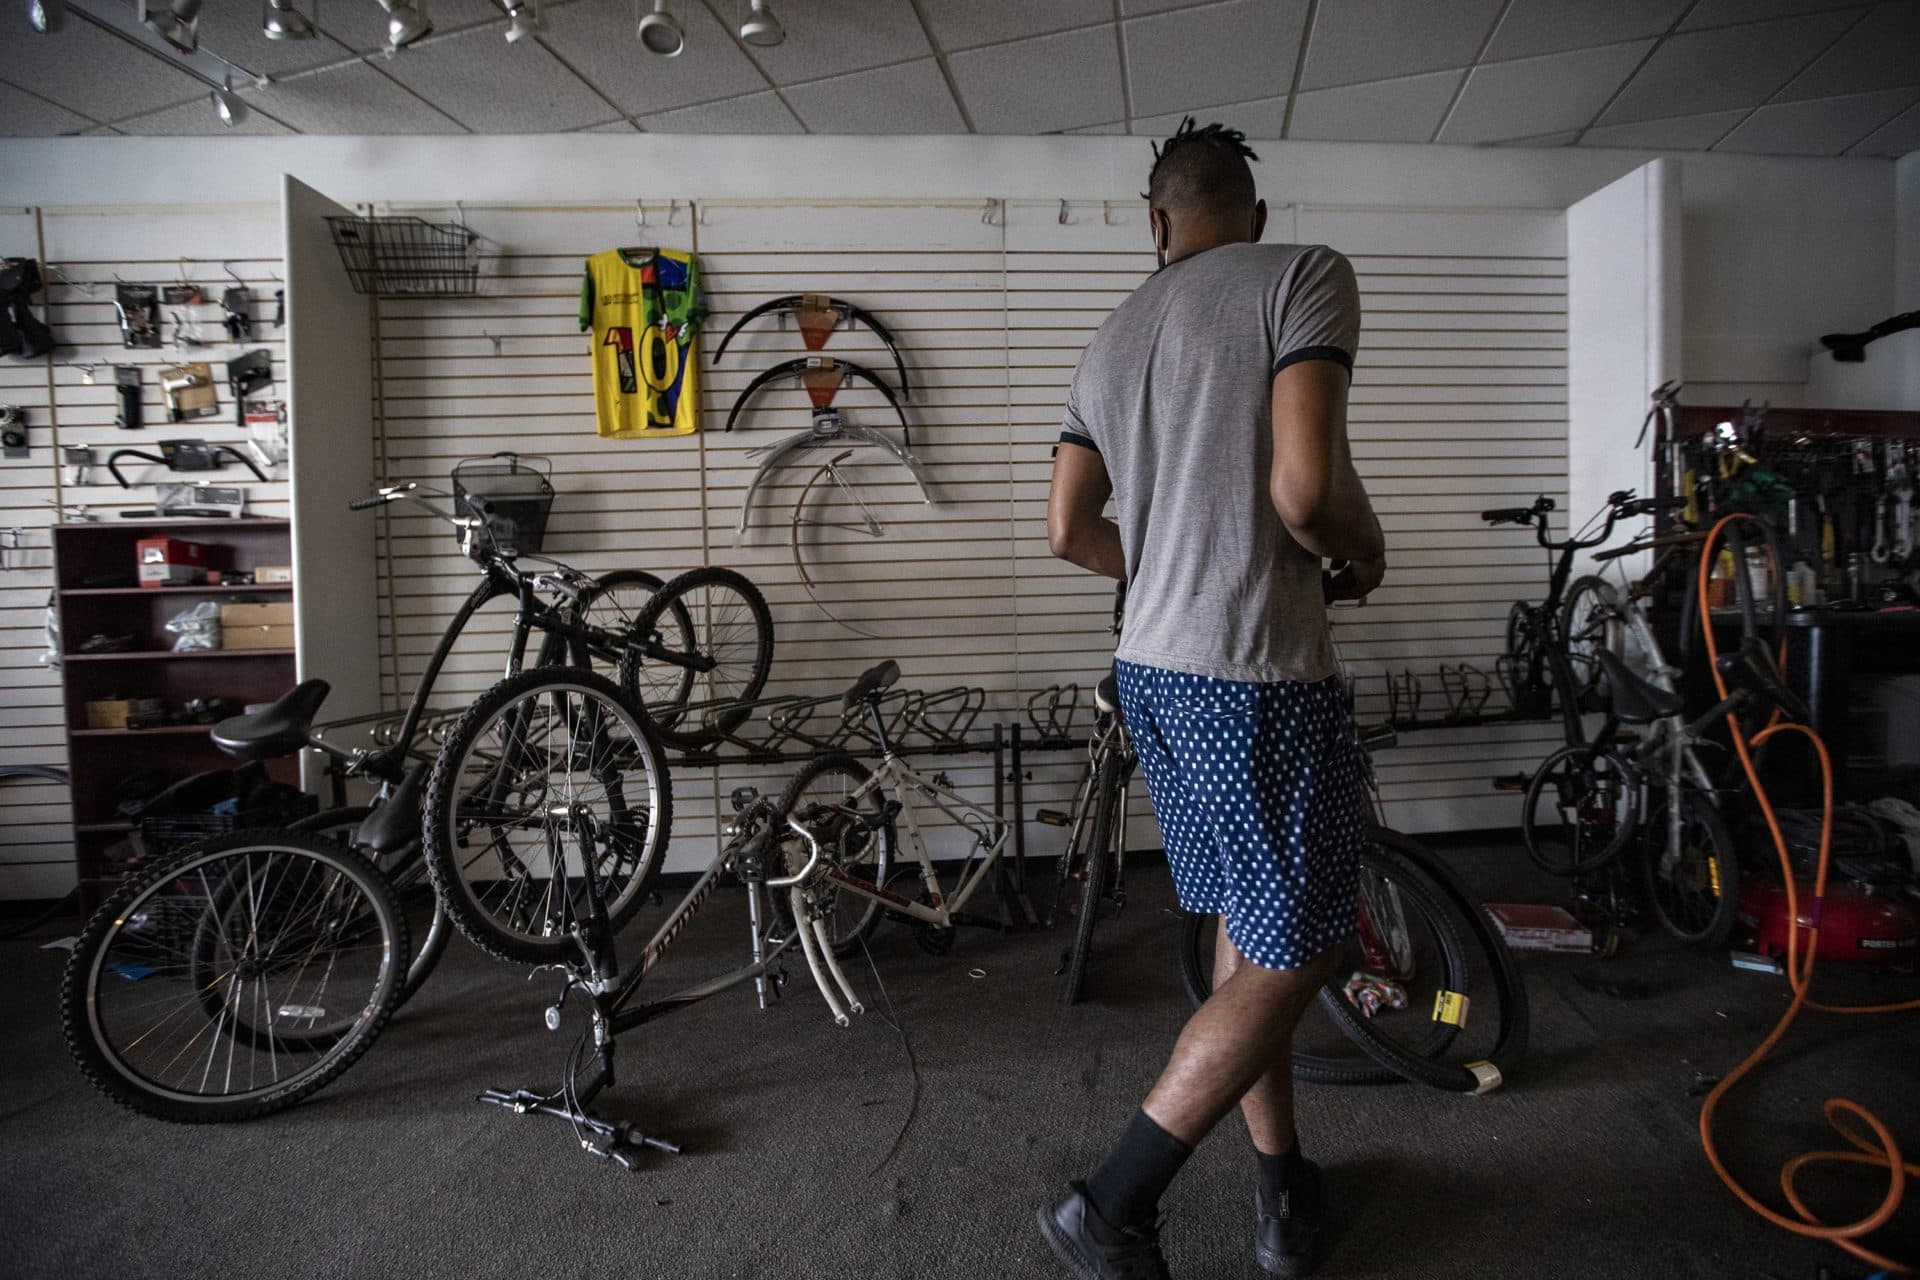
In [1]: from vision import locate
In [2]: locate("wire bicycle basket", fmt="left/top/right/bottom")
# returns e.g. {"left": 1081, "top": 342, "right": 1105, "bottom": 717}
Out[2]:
{"left": 452, "top": 452, "right": 554, "bottom": 558}
{"left": 325, "top": 214, "right": 481, "bottom": 296}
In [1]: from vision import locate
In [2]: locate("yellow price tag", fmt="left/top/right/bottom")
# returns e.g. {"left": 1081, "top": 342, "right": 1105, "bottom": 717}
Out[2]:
{"left": 1432, "top": 990, "right": 1470, "bottom": 1027}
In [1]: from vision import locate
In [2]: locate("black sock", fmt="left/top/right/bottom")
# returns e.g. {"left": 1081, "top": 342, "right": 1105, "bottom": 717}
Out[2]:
{"left": 1083, "top": 1109, "right": 1194, "bottom": 1236}
{"left": 1255, "top": 1141, "right": 1310, "bottom": 1207}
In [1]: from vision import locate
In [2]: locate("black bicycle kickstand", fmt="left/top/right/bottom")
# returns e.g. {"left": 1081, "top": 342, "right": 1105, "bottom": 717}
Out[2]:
{"left": 475, "top": 805, "right": 682, "bottom": 1170}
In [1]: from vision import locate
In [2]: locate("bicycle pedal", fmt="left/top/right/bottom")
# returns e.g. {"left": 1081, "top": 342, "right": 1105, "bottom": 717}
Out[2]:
{"left": 1034, "top": 809, "right": 1070, "bottom": 827}
{"left": 1491, "top": 773, "right": 1529, "bottom": 793}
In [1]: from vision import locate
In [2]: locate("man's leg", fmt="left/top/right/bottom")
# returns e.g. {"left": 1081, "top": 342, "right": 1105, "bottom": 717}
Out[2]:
{"left": 1208, "top": 917, "right": 1326, "bottom": 1158}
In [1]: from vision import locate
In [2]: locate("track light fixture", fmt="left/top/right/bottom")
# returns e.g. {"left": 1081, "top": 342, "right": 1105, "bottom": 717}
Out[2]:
{"left": 503, "top": 0, "right": 537, "bottom": 44}
{"left": 636, "top": 0, "right": 683, "bottom": 56}
{"left": 211, "top": 73, "right": 247, "bottom": 127}
{"left": 27, "top": 0, "right": 65, "bottom": 34}
{"left": 261, "top": 0, "right": 313, "bottom": 40}
{"left": 380, "top": 0, "right": 431, "bottom": 50}
{"left": 139, "top": 0, "right": 201, "bottom": 54}
{"left": 738, "top": 0, "right": 782, "bottom": 47}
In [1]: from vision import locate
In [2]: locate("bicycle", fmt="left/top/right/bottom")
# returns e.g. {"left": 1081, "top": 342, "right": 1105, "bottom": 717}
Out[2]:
{"left": 1041, "top": 668, "right": 1137, "bottom": 1006}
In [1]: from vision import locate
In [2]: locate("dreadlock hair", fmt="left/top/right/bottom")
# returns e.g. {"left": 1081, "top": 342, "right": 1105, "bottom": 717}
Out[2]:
{"left": 1143, "top": 117, "right": 1260, "bottom": 214}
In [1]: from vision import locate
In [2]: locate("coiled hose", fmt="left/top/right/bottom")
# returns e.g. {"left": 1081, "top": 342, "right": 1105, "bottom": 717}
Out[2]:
{"left": 1693, "top": 512, "right": 1919, "bottom": 1274}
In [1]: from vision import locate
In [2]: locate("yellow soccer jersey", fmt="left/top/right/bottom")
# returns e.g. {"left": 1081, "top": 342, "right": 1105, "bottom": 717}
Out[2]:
{"left": 580, "top": 248, "right": 706, "bottom": 438}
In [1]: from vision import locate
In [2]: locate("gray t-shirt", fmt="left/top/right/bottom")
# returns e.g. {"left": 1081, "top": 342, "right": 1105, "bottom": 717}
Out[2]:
{"left": 1060, "top": 241, "right": 1361, "bottom": 684}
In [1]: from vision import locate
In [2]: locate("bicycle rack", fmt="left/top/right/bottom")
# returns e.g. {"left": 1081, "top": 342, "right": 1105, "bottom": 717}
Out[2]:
{"left": 1379, "top": 661, "right": 1543, "bottom": 733}
{"left": 1024, "top": 683, "right": 1087, "bottom": 748}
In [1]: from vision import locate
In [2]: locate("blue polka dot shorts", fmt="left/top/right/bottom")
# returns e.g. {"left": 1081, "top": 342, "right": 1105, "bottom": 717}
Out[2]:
{"left": 1116, "top": 661, "right": 1366, "bottom": 971}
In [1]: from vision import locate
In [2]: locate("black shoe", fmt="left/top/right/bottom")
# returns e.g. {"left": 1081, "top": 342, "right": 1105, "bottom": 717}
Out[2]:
{"left": 1036, "top": 1183, "right": 1172, "bottom": 1280}
{"left": 1254, "top": 1160, "right": 1323, "bottom": 1277}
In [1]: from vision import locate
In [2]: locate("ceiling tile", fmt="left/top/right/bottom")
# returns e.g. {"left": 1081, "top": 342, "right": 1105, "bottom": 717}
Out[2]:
{"left": 1124, "top": 0, "right": 1309, "bottom": 118}
{"left": 237, "top": 60, "right": 464, "bottom": 132}
{"left": 1, "top": 10, "right": 208, "bottom": 121}
{"left": 539, "top": 0, "right": 766, "bottom": 116}
{"left": 0, "top": 80, "right": 94, "bottom": 135}
{"left": 1483, "top": 0, "right": 1687, "bottom": 61}
{"left": 1299, "top": 0, "right": 1505, "bottom": 90}
{"left": 315, "top": 0, "right": 517, "bottom": 55}
{"left": 578, "top": 118, "right": 639, "bottom": 133}
{"left": 947, "top": 25, "right": 1125, "bottom": 133}
{"left": 1776, "top": 3, "right": 1920, "bottom": 102}
{"left": 1492, "top": 129, "right": 1583, "bottom": 145}
{"left": 376, "top": 23, "right": 613, "bottom": 131}
{"left": 191, "top": 3, "right": 357, "bottom": 77}
{"left": 1846, "top": 98, "right": 1920, "bottom": 155}
{"left": 916, "top": 0, "right": 1111, "bottom": 52}
{"left": 1680, "top": 0, "right": 1873, "bottom": 30}
{"left": 783, "top": 58, "right": 965, "bottom": 134}
{"left": 1062, "top": 121, "right": 1130, "bottom": 134}
{"left": 114, "top": 97, "right": 297, "bottom": 135}
{"left": 1716, "top": 85, "right": 1920, "bottom": 154}
{"left": 78, "top": 124, "right": 123, "bottom": 135}
{"left": 1439, "top": 40, "right": 1654, "bottom": 143}
{"left": 1134, "top": 94, "right": 1291, "bottom": 139}
{"left": 638, "top": 91, "right": 803, "bottom": 134}
{"left": 1119, "top": 0, "right": 1220, "bottom": 12}
{"left": 733, "top": 0, "right": 932, "bottom": 84}
{"left": 1578, "top": 107, "right": 1750, "bottom": 148}
{"left": 1595, "top": 9, "right": 1861, "bottom": 125}
{"left": 1289, "top": 68, "right": 1463, "bottom": 142}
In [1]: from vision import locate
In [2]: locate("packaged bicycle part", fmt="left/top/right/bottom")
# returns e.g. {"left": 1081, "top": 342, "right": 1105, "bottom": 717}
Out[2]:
{"left": 0, "top": 405, "right": 25, "bottom": 459}
{"left": 114, "top": 283, "right": 162, "bottom": 348}
{"left": 158, "top": 363, "right": 217, "bottom": 422}
{"left": 114, "top": 364, "right": 142, "bottom": 430}
{"left": 164, "top": 600, "right": 222, "bottom": 652}
{"left": 63, "top": 444, "right": 95, "bottom": 485}
{"left": 221, "top": 285, "right": 252, "bottom": 341}
{"left": 227, "top": 349, "right": 273, "bottom": 426}
{"left": 0, "top": 258, "right": 53, "bottom": 359}
{"left": 155, "top": 483, "right": 247, "bottom": 519}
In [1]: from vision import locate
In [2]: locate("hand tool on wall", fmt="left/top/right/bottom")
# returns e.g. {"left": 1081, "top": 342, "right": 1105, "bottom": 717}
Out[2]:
{"left": 105, "top": 438, "right": 269, "bottom": 488}
{"left": 715, "top": 294, "right": 910, "bottom": 399}
{"left": 725, "top": 355, "right": 911, "bottom": 442}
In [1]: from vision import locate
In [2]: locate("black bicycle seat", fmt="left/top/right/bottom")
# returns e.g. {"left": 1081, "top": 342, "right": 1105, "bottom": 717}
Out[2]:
{"left": 1094, "top": 670, "right": 1120, "bottom": 716}
{"left": 842, "top": 659, "right": 901, "bottom": 711}
{"left": 211, "top": 679, "right": 331, "bottom": 762}
{"left": 357, "top": 763, "right": 425, "bottom": 855}
{"left": 1596, "top": 651, "right": 1683, "bottom": 725}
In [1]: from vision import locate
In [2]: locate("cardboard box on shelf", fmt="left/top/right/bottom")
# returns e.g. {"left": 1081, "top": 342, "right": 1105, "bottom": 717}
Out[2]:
{"left": 136, "top": 537, "right": 228, "bottom": 587}
{"left": 255, "top": 564, "right": 294, "bottom": 584}
{"left": 84, "top": 697, "right": 166, "bottom": 730}
{"left": 219, "top": 601, "right": 295, "bottom": 650}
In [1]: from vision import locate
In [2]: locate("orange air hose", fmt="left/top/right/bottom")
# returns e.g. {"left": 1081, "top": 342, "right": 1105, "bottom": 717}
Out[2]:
{"left": 1693, "top": 513, "right": 1919, "bottom": 1273}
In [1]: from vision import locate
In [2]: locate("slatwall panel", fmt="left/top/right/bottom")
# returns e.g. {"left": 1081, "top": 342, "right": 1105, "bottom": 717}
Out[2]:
{"left": 0, "top": 206, "right": 290, "bottom": 897}
{"left": 0, "top": 210, "right": 68, "bottom": 898}
{"left": 1004, "top": 201, "right": 1569, "bottom": 838}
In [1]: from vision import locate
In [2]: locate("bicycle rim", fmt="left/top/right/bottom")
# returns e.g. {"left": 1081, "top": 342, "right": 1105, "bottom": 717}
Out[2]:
{"left": 1522, "top": 745, "right": 1638, "bottom": 876}
{"left": 622, "top": 567, "right": 774, "bottom": 748}
{"left": 294, "top": 806, "right": 446, "bottom": 1005}
{"left": 1643, "top": 788, "right": 1739, "bottom": 947}
{"left": 1061, "top": 749, "right": 1122, "bottom": 1007}
{"left": 774, "top": 753, "right": 893, "bottom": 956}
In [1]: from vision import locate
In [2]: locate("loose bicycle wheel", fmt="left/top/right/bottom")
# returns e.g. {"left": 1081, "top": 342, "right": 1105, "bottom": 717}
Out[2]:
{"left": 547, "top": 568, "right": 668, "bottom": 676}
{"left": 61, "top": 831, "right": 406, "bottom": 1123}
{"left": 620, "top": 566, "right": 774, "bottom": 750}
{"left": 1641, "top": 787, "right": 1739, "bottom": 948}
{"left": 293, "top": 805, "right": 448, "bottom": 1006}
{"left": 1521, "top": 745, "right": 1638, "bottom": 876}
{"left": 1179, "top": 830, "right": 1472, "bottom": 1086}
{"left": 1561, "top": 575, "right": 1623, "bottom": 710}
{"left": 774, "top": 752, "right": 895, "bottom": 957}
{"left": 423, "top": 668, "right": 672, "bottom": 965}
{"left": 1060, "top": 747, "right": 1124, "bottom": 1007}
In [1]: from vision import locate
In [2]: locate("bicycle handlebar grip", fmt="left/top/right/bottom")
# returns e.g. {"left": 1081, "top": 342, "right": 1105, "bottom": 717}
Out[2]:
{"left": 347, "top": 494, "right": 387, "bottom": 511}
{"left": 1481, "top": 507, "right": 1532, "bottom": 524}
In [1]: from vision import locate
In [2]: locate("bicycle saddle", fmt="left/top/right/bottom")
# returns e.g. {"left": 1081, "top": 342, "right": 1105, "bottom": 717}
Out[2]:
{"left": 1595, "top": 651, "right": 1682, "bottom": 725}
{"left": 212, "top": 679, "right": 331, "bottom": 762}
{"left": 842, "top": 659, "right": 900, "bottom": 711}
{"left": 356, "top": 763, "right": 425, "bottom": 856}
{"left": 1094, "top": 670, "right": 1120, "bottom": 716}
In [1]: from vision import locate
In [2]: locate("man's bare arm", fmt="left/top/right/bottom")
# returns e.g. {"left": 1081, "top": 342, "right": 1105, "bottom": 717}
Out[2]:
{"left": 1269, "top": 359, "right": 1385, "bottom": 573}
{"left": 1047, "top": 444, "right": 1126, "bottom": 581}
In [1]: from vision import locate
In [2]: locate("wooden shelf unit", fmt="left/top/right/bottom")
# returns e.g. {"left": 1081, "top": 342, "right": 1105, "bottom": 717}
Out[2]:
{"left": 52, "top": 519, "right": 298, "bottom": 904}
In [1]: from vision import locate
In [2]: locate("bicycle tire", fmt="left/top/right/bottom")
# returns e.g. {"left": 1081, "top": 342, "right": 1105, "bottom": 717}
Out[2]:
{"left": 1319, "top": 830, "right": 1529, "bottom": 1093}
{"left": 620, "top": 567, "right": 775, "bottom": 750}
{"left": 292, "top": 805, "right": 448, "bottom": 1006}
{"left": 773, "top": 752, "right": 895, "bottom": 956}
{"left": 1521, "top": 744, "right": 1638, "bottom": 875}
{"left": 1043, "top": 758, "right": 1101, "bottom": 929}
{"left": 1177, "top": 829, "right": 1472, "bottom": 1087}
{"left": 422, "top": 667, "right": 672, "bottom": 965}
{"left": 1561, "top": 575, "right": 1622, "bottom": 709}
{"left": 1641, "top": 787, "right": 1740, "bottom": 948}
{"left": 1060, "top": 747, "right": 1121, "bottom": 1007}
{"left": 549, "top": 568, "right": 669, "bottom": 674}
{"left": 61, "top": 831, "right": 406, "bottom": 1123}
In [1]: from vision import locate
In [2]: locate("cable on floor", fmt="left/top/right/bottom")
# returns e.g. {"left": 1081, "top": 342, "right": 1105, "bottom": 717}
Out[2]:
{"left": 857, "top": 934, "right": 922, "bottom": 1177}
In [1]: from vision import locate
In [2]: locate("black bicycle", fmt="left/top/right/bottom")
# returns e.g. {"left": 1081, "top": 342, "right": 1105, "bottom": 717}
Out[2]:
{"left": 1043, "top": 668, "right": 1137, "bottom": 1006}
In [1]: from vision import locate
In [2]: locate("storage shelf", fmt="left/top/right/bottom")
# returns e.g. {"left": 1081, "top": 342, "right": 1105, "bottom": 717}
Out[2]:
{"left": 55, "top": 518, "right": 291, "bottom": 533}
{"left": 61, "top": 584, "right": 294, "bottom": 597}
{"left": 65, "top": 648, "right": 295, "bottom": 662}
{"left": 71, "top": 725, "right": 217, "bottom": 738}
{"left": 74, "top": 822, "right": 135, "bottom": 835}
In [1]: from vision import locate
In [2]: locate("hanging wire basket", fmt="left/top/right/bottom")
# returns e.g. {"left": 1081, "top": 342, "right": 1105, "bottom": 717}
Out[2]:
{"left": 325, "top": 214, "right": 481, "bottom": 296}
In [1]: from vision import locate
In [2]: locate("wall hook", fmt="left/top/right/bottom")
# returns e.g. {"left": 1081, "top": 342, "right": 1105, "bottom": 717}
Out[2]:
{"left": 222, "top": 261, "right": 246, "bottom": 285}
{"left": 482, "top": 330, "right": 504, "bottom": 356}
{"left": 1058, "top": 199, "right": 1071, "bottom": 225}
{"left": 695, "top": 201, "right": 710, "bottom": 226}
{"left": 980, "top": 199, "right": 1000, "bottom": 226}
{"left": 635, "top": 199, "right": 648, "bottom": 229}
{"left": 668, "top": 199, "right": 682, "bottom": 227}
{"left": 1102, "top": 201, "right": 1115, "bottom": 227}
{"left": 47, "top": 264, "right": 97, "bottom": 298}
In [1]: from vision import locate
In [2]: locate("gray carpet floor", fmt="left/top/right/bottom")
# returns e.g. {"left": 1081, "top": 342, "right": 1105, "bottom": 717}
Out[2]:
{"left": 3, "top": 848, "right": 1917, "bottom": 1280}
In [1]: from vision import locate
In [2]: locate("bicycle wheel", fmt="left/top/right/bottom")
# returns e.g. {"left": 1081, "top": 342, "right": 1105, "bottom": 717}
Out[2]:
{"left": 1641, "top": 787, "right": 1739, "bottom": 948}
{"left": 423, "top": 668, "right": 672, "bottom": 965}
{"left": 620, "top": 566, "right": 775, "bottom": 750}
{"left": 61, "top": 831, "right": 405, "bottom": 1123}
{"left": 293, "top": 805, "right": 448, "bottom": 1006}
{"left": 1521, "top": 745, "right": 1638, "bottom": 876}
{"left": 1060, "top": 747, "right": 1123, "bottom": 1007}
{"left": 774, "top": 752, "right": 894, "bottom": 956}
{"left": 546, "top": 568, "right": 668, "bottom": 675}
{"left": 1043, "top": 759, "right": 1101, "bottom": 930}
{"left": 1561, "top": 575, "right": 1623, "bottom": 710}
{"left": 1504, "top": 603, "right": 1552, "bottom": 718}
{"left": 1178, "top": 830, "right": 1471, "bottom": 1087}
